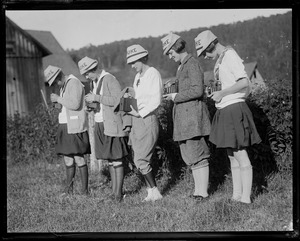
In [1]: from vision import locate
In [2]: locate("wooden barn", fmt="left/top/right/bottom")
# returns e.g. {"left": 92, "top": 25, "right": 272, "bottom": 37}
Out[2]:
{"left": 26, "top": 30, "right": 88, "bottom": 100}
{"left": 6, "top": 17, "right": 51, "bottom": 117}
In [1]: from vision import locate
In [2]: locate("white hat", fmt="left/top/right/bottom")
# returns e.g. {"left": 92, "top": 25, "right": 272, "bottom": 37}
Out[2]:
{"left": 194, "top": 30, "right": 217, "bottom": 57}
{"left": 161, "top": 32, "right": 181, "bottom": 55}
{"left": 44, "top": 65, "right": 62, "bottom": 86}
{"left": 126, "top": 44, "right": 148, "bottom": 64}
{"left": 78, "top": 56, "right": 98, "bottom": 75}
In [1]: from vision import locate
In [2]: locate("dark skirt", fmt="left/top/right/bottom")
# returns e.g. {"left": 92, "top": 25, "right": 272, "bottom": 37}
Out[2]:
{"left": 94, "top": 122, "right": 130, "bottom": 160}
{"left": 209, "top": 102, "right": 261, "bottom": 149}
{"left": 56, "top": 124, "right": 91, "bottom": 155}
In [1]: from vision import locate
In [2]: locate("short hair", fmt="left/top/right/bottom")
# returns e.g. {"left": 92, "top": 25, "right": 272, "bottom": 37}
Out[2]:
{"left": 171, "top": 38, "right": 186, "bottom": 54}
{"left": 204, "top": 38, "right": 219, "bottom": 55}
{"left": 139, "top": 55, "right": 149, "bottom": 64}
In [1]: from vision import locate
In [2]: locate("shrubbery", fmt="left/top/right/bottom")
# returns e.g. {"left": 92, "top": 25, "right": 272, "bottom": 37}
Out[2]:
{"left": 7, "top": 103, "right": 59, "bottom": 164}
{"left": 6, "top": 78, "right": 292, "bottom": 185}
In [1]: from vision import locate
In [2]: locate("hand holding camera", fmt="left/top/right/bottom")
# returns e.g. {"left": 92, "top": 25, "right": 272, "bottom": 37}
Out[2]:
{"left": 206, "top": 81, "right": 222, "bottom": 102}
{"left": 51, "top": 93, "right": 62, "bottom": 109}
{"left": 163, "top": 79, "right": 178, "bottom": 101}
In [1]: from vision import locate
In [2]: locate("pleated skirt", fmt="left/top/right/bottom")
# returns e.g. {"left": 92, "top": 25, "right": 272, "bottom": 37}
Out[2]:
{"left": 94, "top": 122, "right": 130, "bottom": 160}
{"left": 209, "top": 102, "right": 261, "bottom": 149}
{"left": 56, "top": 124, "right": 91, "bottom": 155}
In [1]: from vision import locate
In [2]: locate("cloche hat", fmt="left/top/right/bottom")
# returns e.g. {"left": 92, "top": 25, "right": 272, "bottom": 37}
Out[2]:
{"left": 44, "top": 65, "right": 62, "bottom": 86}
{"left": 78, "top": 56, "right": 98, "bottom": 75}
{"left": 161, "top": 32, "right": 181, "bottom": 55}
{"left": 126, "top": 44, "right": 148, "bottom": 64}
{"left": 194, "top": 30, "right": 217, "bottom": 57}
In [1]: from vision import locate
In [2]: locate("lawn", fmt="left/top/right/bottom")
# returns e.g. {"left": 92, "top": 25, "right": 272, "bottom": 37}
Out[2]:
{"left": 6, "top": 154, "right": 294, "bottom": 237}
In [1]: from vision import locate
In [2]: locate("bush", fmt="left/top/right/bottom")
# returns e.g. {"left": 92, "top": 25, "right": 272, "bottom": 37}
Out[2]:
{"left": 7, "top": 103, "right": 59, "bottom": 164}
{"left": 247, "top": 78, "right": 292, "bottom": 171}
{"left": 6, "top": 78, "right": 292, "bottom": 184}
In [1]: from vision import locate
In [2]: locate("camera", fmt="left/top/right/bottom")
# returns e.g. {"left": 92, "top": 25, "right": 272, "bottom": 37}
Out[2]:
{"left": 53, "top": 102, "right": 62, "bottom": 109}
{"left": 119, "top": 96, "right": 137, "bottom": 112}
{"left": 164, "top": 79, "right": 178, "bottom": 94}
{"left": 205, "top": 81, "right": 222, "bottom": 96}
{"left": 86, "top": 102, "right": 100, "bottom": 112}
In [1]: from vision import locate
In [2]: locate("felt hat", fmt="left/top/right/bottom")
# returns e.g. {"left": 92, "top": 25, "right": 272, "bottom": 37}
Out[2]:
{"left": 126, "top": 44, "right": 148, "bottom": 64}
{"left": 194, "top": 30, "right": 217, "bottom": 57}
{"left": 78, "top": 56, "right": 98, "bottom": 75}
{"left": 44, "top": 65, "right": 62, "bottom": 86}
{"left": 161, "top": 32, "right": 181, "bottom": 55}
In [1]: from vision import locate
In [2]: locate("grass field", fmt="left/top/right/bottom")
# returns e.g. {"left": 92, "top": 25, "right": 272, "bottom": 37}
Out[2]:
{"left": 6, "top": 154, "right": 293, "bottom": 236}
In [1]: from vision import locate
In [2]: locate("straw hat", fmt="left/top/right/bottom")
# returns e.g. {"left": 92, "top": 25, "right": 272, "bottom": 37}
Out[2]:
{"left": 161, "top": 32, "right": 181, "bottom": 55}
{"left": 78, "top": 56, "right": 98, "bottom": 75}
{"left": 126, "top": 44, "right": 148, "bottom": 64}
{"left": 44, "top": 65, "right": 62, "bottom": 86}
{"left": 194, "top": 30, "right": 217, "bottom": 57}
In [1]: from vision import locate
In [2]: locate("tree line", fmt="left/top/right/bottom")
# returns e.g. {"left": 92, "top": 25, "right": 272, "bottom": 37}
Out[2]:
{"left": 68, "top": 11, "right": 292, "bottom": 89}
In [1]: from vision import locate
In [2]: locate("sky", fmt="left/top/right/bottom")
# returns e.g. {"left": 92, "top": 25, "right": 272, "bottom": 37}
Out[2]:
{"left": 6, "top": 9, "right": 291, "bottom": 50}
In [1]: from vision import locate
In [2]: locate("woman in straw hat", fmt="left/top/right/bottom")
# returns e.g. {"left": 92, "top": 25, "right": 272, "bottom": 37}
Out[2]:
{"left": 78, "top": 56, "right": 130, "bottom": 202}
{"left": 44, "top": 65, "right": 91, "bottom": 197}
{"left": 161, "top": 32, "right": 211, "bottom": 201}
{"left": 125, "top": 44, "right": 163, "bottom": 202}
{"left": 194, "top": 30, "right": 261, "bottom": 204}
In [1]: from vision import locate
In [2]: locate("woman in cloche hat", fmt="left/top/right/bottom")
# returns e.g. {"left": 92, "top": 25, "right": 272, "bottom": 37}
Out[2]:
{"left": 125, "top": 44, "right": 163, "bottom": 202}
{"left": 78, "top": 56, "right": 130, "bottom": 203}
{"left": 44, "top": 65, "right": 91, "bottom": 197}
{"left": 194, "top": 30, "right": 261, "bottom": 204}
{"left": 161, "top": 32, "right": 211, "bottom": 201}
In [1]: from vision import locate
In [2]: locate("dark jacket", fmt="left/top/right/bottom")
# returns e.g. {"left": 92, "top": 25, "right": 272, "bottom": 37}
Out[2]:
{"left": 173, "top": 54, "right": 211, "bottom": 141}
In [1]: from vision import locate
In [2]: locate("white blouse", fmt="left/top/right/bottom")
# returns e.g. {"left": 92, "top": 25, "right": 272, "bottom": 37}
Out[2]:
{"left": 133, "top": 67, "right": 163, "bottom": 118}
{"left": 215, "top": 49, "right": 249, "bottom": 109}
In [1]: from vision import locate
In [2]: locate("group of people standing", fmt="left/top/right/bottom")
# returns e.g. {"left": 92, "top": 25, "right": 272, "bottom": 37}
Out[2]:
{"left": 43, "top": 30, "right": 261, "bottom": 205}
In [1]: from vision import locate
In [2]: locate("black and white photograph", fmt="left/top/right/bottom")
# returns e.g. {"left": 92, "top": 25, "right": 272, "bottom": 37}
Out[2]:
{"left": 4, "top": 2, "right": 298, "bottom": 238}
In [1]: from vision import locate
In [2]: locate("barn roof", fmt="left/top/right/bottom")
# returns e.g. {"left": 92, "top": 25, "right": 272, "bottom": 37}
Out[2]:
{"left": 6, "top": 17, "right": 51, "bottom": 57}
{"left": 244, "top": 61, "right": 257, "bottom": 79}
{"left": 26, "top": 30, "right": 86, "bottom": 83}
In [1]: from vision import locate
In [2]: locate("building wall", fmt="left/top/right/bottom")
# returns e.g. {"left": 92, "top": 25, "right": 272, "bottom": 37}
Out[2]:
{"left": 6, "top": 19, "right": 47, "bottom": 117}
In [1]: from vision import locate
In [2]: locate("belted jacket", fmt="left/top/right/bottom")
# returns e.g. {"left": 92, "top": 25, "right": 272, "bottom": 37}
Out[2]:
{"left": 172, "top": 54, "right": 211, "bottom": 141}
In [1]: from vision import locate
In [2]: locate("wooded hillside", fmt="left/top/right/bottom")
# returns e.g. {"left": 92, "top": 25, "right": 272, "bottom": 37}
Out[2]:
{"left": 68, "top": 11, "right": 292, "bottom": 89}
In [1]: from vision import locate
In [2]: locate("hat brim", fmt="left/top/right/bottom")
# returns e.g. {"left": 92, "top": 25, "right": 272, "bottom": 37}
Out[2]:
{"left": 163, "top": 44, "right": 174, "bottom": 55}
{"left": 80, "top": 61, "right": 98, "bottom": 75}
{"left": 196, "top": 36, "right": 217, "bottom": 57}
{"left": 127, "top": 52, "right": 148, "bottom": 64}
{"left": 47, "top": 69, "right": 61, "bottom": 86}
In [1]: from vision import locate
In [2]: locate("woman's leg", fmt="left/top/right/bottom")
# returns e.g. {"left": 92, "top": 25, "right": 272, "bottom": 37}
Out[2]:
{"left": 233, "top": 149, "right": 253, "bottom": 203}
{"left": 227, "top": 149, "right": 242, "bottom": 201}
{"left": 191, "top": 160, "right": 209, "bottom": 198}
{"left": 113, "top": 159, "right": 124, "bottom": 202}
{"left": 108, "top": 162, "right": 116, "bottom": 197}
{"left": 62, "top": 155, "right": 76, "bottom": 196}
{"left": 180, "top": 138, "right": 210, "bottom": 198}
{"left": 75, "top": 155, "right": 89, "bottom": 195}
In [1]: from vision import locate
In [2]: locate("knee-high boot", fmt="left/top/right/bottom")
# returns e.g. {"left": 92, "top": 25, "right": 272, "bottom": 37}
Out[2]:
{"left": 108, "top": 163, "right": 116, "bottom": 197}
{"left": 78, "top": 164, "right": 89, "bottom": 195}
{"left": 114, "top": 164, "right": 124, "bottom": 202}
{"left": 64, "top": 164, "right": 75, "bottom": 195}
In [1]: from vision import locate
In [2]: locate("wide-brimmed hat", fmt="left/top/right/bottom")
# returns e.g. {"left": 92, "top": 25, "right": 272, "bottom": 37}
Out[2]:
{"left": 78, "top": 56, "right": 98, "bottom": 75}
{"left": 126, "top": 44, "right": 148, "bottom": 64}
{"left": 194, "top": 30, "right": 217, "bottom": 57}
{"left": 44, "top": 65, "right": 62, "bottom": 86}
{"left": 161, "top": 32, "right": 181, "bottom": 55}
